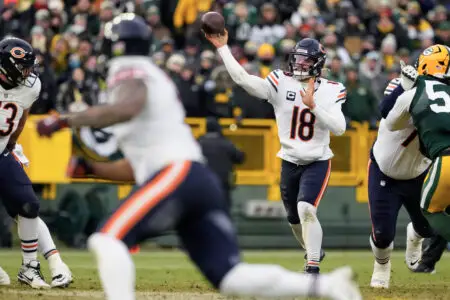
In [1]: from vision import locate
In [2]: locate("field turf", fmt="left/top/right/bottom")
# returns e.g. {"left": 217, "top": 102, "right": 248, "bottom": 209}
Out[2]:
{"left": 0, "top": 250, "right": 449, "bottom": 300}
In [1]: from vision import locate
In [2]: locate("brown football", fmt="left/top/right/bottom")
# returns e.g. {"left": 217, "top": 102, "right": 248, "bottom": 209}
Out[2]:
{"left": 201, "top": 12, "right": 225, "bottom": 35}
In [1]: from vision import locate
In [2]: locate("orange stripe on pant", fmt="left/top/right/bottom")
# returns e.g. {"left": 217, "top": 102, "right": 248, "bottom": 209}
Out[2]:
{"left": 101, "top": 161, "right": 191, "bottom": 240}
{"left": 313, "top": 160, "right": 331, "bottom": 207}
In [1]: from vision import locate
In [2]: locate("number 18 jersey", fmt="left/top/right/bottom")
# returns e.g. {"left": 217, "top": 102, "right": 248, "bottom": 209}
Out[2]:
{"left": 266, "top": 70, "right": 346, "bottom": 165}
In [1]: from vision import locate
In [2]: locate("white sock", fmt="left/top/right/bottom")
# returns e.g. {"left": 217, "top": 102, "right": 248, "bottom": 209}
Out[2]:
{"left": 220, "top": 262, "right": 320, "bottom": 298}
{"left": 289, "top": 223, "right": 305, "bottom": 249}
{"left": 297, "top": 202, "right": 322, "bottom": 267}
{"left": 37, "top": 218, "right": 62, "bottom": 265}
{"left": 370, "top": 235, "right": 393, "bottom": 265}
{"left": 88, "top": 233, "right": 135, "bottom": 300}
{"left": 18, "top": 216, "right": 39, "bottom": 264}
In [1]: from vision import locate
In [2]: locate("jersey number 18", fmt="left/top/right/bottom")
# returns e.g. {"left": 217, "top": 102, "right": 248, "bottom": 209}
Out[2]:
{"left": 290, "top": 106, "right": 316, "bottom": 141}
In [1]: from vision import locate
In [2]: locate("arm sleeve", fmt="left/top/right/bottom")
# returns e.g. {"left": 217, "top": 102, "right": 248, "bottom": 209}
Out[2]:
{"left": 311, "top": 101, "right": 346, "bottom": 136}
{"left": 384, "top": 89, "right": 415, "bottom": 131}
{"left": 310, "top": 85, "right": 346, "bottom": 136}
{"left": 380, "top": 78, "right": 404, "bottom": 118}
{"left": 217, "top": 45, "right": 274, "bottom": 101}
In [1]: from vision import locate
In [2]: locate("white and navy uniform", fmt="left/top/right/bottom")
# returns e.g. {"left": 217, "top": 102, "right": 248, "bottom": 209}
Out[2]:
{"left": 98, "top": 56, "right": 240, "bottom": 288}
{"left": 368, "top": 78, "right": 432, "bottom": 248}
{"left": 0, "top": 77, "right": 42, "bottom": 219}
{"left": 217, "top": 45, "right": 346, "bottom": 224}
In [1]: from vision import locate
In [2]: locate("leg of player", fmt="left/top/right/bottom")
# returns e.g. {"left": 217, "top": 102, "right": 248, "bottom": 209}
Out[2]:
{"left": 296, "top": 160, "right": 331, "bottom": 273}
{"left": 0, "top": 152, "right": 50, "bottom": 289}
{"left": 414, "top": 234, "right": 446, "bottom": 273}
{"left": 401, "top": 171, "right": 434, "bottom": 271}
{"left": 37, "top": 218, "right": 73, "bottom": 287}
{"left": 0, "top": 266, "right": 10, "bottom": 285}
{"left": 88, "top": 161, "right": 361, "bottom": 300}
{"left": 367, "top": 160, "right": 403, "bottom": 289}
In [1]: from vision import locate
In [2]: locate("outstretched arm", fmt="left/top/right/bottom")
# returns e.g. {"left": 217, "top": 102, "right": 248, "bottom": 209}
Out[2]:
{"left": 384, "top": 89, "right": 415, "bottom": 131}
{"left": 206, "top": 30, "right": 272, "bottom": 100}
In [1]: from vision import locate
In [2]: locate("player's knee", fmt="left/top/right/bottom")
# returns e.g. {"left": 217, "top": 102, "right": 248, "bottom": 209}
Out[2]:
{"left": 297, "top": 201, "right": 317, "bottom": 222}
{"left": 372, "top": 229, "right": 394, "bottom": 249}
{"left": 18, "top": 201, "right": 40, "bottom": 218}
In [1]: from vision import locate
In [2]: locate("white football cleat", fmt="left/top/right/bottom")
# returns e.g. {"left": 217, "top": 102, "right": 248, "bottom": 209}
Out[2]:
{"left": 370, "top": 261, "right": 391, "bottom": 289}
{"left": 0, "top": 266, "right": 10, "bottom": 285}
{"left": 17, "top": 260, "right": 50, "bottom": 289}
{"left": 321, "top": 266, "right": 362, "bottom": 300}
{"left": 405, "top": 222, "right": 423, "bottom": 271}
{"left": 50, "top": 262, "right": 73, "bottom": 288}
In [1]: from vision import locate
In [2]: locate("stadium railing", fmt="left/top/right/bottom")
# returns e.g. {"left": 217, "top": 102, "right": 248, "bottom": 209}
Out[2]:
{"left": 20, "top": 116, "right": 376, "bottom": 202}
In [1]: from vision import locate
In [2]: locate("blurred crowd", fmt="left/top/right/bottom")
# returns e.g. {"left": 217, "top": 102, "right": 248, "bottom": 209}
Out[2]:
{"left": 1, "top": 0, "right": 450, "bottom": 125}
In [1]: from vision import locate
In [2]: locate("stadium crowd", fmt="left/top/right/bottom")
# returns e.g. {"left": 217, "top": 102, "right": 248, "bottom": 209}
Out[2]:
{"left": 1, "top": 0, "right": 449, "bottom": 126}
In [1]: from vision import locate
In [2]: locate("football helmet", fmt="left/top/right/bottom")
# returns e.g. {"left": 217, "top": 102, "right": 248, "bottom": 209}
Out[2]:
{"left": 417, "top": 44, "right": 450, "bottom": 78}
{"left": 104, "top": 13, "right": 152, "bottom": 57}
{"left": 287, "top": 38, "right": 326, "bottom": 81}
{"left": 0, "top": 37, "right": 38, "bottom": 87}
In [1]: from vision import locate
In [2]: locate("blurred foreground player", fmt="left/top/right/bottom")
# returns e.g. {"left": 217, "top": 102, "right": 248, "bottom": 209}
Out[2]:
{"left": 368, "top": 60, "right": 433, "bottom": 289}
{"left": 0, "top": 37, "right": 71, "bottom": 288}
{"left": 36, "top": 13, "right": 361, "bottom": 300}
{"left": 205, "top": 30, "right": 345, "bottom": 273}
{"left": 385, "top": 45, "right": 450, "bottom": 250}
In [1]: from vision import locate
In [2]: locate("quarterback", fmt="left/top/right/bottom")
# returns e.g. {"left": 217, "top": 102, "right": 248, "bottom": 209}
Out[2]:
{"left": 206, "top": 30, "right": 346, "bottom": 273}
{"left": 36, "top": 13, "right": 361, "bottom": 300}
{"left": 385, "top": 45, "right": 450, "bottom": 243}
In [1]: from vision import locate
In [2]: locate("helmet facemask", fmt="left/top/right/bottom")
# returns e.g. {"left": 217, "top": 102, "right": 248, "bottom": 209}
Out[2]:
{"left": 288, "top": 51, "right": 324, "bottom": 81}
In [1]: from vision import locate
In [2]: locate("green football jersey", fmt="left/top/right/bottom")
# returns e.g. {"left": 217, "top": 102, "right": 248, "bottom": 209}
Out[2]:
{"left": 409, "top": 75, "right": 450, "bottom": 159}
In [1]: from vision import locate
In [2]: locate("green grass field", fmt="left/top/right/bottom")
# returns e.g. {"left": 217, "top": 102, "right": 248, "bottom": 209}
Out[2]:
{"left": 0, "top": 250, "right": 449, "bottom": 300}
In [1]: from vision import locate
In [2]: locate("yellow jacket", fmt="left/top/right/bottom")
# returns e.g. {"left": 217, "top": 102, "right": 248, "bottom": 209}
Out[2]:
{"left": 173, "top": 0, "right": 212, "bottom": 29}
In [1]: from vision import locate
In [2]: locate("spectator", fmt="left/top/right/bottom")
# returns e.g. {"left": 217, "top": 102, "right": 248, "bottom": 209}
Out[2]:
{"left": 177, "top": 64, "right": 202, "bottom": 117}
{"left": 250, "top": 3, "right": 286, "bottom": 46}
{"left": 435, "top": 21, "right": 450, "bottom": 45}
{"left": 343, "top": 65, "right": 378, "bottom": 126}
{"left": 56, "top": 68, "right": 97, "bottom": 113}
{"left": 30, "top": 51, "right": 57, "bottom": 114}
{"left": 327, "top": 57, "right": 345, "bottom": 84}
{"left": 256, "top": 43, "right": 276, "bottom": 79}
{"left": 198, "top": 117, "right": 245, "bottom": 210}
{"left": 146, "top": 5, "right": 171, "bottom": 52}
{"left": 359, "top": 51, "right": 388, "bottom": 104}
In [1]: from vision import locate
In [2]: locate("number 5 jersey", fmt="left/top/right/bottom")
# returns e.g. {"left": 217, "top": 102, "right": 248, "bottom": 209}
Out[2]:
{"left": 217, "top": 45, "right": 347, "bottom": 166}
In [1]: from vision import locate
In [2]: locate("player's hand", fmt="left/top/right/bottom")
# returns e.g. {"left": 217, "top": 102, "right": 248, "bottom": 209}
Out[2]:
{"left": 66, "top": 156, "right": 94, "bottom": 178}
{"left": 204, "top": 29, "right": 228, "bottom": 48}
{"left": 12, "top": 144, "right": 29, "bottom": 167}
{"left": 300, "top": 78, "right": 316, "bottom": 109}
{"left": 400, "top": 60, "right": 418, "bottom": 91}
{"left": 36, "top": 115, "right": 69, "bottom": 137}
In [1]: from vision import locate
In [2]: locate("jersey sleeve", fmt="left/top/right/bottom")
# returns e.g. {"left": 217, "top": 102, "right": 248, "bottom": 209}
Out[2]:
{"left": 264, "top": 69, "right": 282, "bottom": 103}
{"left": 384, "top": 78, "right": 401, "bottom": 96}
{"left": 107, "top": 67, "right": 149, "bottom": 89}
{"left": 23, "top": 77, "right": 41, "bottom": 109}
{"left": 384, "top": 88, "right": 415, "bottom": 131}
{"left": 217, "top": 45, "right": 273, "bottom": 101}
{"left": 310, "top": 82, "right": 346, "bottom": 136}
{"left": 380, "top": 78, "right": 405, "bottom": 119}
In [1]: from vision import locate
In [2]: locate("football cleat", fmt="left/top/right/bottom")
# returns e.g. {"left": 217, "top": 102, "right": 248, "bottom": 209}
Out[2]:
{"left": 413, "top": 263, "right": 436, "bottom": 274}
{"left": 50, "top": 262, "right": 73, "bottom": 288}
{"left": 304, "top": 265, "right": 320, "bottom": 274}
{"left": 370, "top": 261, "right": 391, "bottom": 289}
{"left": 320, "top": 267, "right": 362, "bottom": 300}
{"left": 0, "top": 266, "right": 10, "bottom": 285}
{"left": 17, "top": 260, "right": 50, "bottom": 289}
{"left": 405, "top": 222, "right": 424, "bottom": 271}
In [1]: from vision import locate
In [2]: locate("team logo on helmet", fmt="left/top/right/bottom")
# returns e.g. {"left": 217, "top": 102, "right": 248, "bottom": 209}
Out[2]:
{"left": 10, "top": 47, "right": 25, "bottom": 59}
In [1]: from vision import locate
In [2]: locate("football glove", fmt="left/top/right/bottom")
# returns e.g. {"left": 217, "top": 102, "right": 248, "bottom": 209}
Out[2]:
{"left": 400, "top": 60, "right": 418, "bottom": 91}
{"left": 11, "top": 144, "right": 29, "bottom": 167}
{"left": 66, "top": 156, "right": 94, "bottom": 178}
{"left": 36, "top": 115, "right": 69, "bottom": 137}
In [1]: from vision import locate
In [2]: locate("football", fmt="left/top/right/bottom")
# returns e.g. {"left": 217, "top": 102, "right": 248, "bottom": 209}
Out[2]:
{"left": 201, "top": 11, "right": 225, "bottom": 35}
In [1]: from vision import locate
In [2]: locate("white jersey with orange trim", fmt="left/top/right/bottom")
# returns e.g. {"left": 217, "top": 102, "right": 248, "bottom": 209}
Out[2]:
{"left": 0, "top": 77, "right": 41, "bottom": 153}
{"left": 267, "top": 71, "right": 346, "bottom": 164}
{"left": 372, "top": 78, "right": 431, "bottom": 180}
{"left": 106, "top": 56, "right": 203, "bottom": 185}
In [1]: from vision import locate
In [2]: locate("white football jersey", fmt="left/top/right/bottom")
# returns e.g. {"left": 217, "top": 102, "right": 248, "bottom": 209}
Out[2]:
{"left": 266, "top": 70, "right": 346, "bottom": 164}
{"left": 106, "top": 56, "right": 203, "bottom": 185}
{"left": 0, "top": 77, "right": 41, "bottom": 153}
{"left": 372, "top": 78, "right": 431, "bottom": 179}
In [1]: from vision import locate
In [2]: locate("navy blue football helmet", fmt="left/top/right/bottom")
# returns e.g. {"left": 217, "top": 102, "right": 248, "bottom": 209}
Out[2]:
{"left": 0, "top": 37, "right": 38, "bottom": 88}
{"left": 104, "top": 13, "right": 152, "bottom": 56}
{"left": 287, "top": 38, "right": 326, "bottom": 81}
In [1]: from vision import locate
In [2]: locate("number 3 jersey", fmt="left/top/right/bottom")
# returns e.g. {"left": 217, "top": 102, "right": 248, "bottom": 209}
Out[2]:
{"left": 266, "top": 70, "right": 346, "bottom": 165}
{"left": 0, "top": 77, "right": 41, "bottom": 152}
{"left": 373, "top": 78, "right": 431, "bottom": 180}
